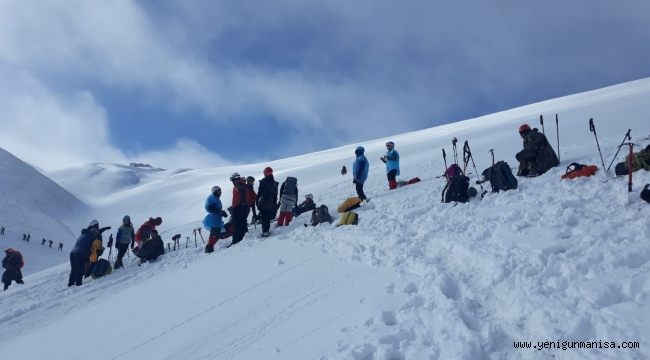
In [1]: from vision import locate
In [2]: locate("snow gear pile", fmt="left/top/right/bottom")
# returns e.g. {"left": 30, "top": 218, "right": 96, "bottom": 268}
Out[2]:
{"left": 337, "top": 211, "right": 359, "bottom": 226}
{"left": 516, "top": 125, "right": 560, "bottom": 177}
{"left": 481, "top": 161, "right": 518, "bottom": 192}
{"left": 338, "top": 197, "right": 362, "bottom": 213}
{"left": 561, "top": 163, "right": 598, "bottom": 180}
{"left": 397, "top": 177, "right": 421, "bottom": 187}
{"left": 277, "top": 176, "right": 298, "bottom": 226}
{"left": 2, "top": 248, "right": 24, "bottom": 291}
{"left": 309, "top": 205, "right": 333, "bottom": 226}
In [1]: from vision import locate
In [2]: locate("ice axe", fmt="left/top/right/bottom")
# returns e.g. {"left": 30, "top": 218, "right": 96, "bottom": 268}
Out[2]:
{"left": 489, "top": 149, "right": 495, "bottom": 166}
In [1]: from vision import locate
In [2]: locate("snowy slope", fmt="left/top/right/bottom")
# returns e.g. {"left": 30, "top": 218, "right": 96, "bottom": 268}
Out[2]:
{"left": 1, "top": 79, "right": 650, "bottom": 359}
{"left": 0, "top": 147, "right": 87, "bottom": 273}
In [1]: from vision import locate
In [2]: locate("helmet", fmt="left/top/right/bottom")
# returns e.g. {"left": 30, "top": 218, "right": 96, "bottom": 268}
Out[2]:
{"left": 88, "top": 219, "right": 99, "bottom": 228}
{"left": 305, "top": 194, "right": 313, "bottom": 200}
{"left": 263, "top": 167, "right": 273, "bottom": 176}
{"left": 518, "top": 124, "right": 531, "bottom": 133}
{"left": 211, "top": 185, "right": 221, "bottom": 193}
{"left": 355, "top": 146, "right": 365, "bottom": 155}
{"left": 122, "top": 215, "right": 130, "bottom": 223}
{"left": 385, "top": 141, "right": 395, "bottom": 147}
{"left": 230, "top": 172, "right": 241, "bottom": 181}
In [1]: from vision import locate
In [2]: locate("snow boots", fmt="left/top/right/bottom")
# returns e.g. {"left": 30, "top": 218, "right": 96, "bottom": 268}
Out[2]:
{"left": 389, "top": 179, "right": 398, "bottom": 190}
{"left": 205, "top": 236, "right": 218, "bottom": 253}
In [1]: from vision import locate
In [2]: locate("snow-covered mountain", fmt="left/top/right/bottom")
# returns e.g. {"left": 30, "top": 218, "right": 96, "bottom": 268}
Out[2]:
{"left": 0, "top": 147, "right": 88, "bottom": 273}
{"left": 49, "top": 162, "right": 191, "bottom": 203}
{"left": 1, "top": 79, "right": 649, "bottom": 359}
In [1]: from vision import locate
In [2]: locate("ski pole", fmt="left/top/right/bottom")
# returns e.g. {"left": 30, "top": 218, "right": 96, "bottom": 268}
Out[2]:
{"left": 606, "top": 129, "right": 632, "bottom": 173}
{"left": 555, "top": 114, "right": 560, "bottom": 162}
{"left": 462, "top": 141, "right": 471, "bottom": 174}
{"left": 464, "top": 141, "right": 487, "bottom": 198}
{"left": 489, "top": 149, "right": 495, "bottom": 166}
{"left": 442, "top": 149, "right": 448, "bottom": 176}
{"left": 452, "top": 138, "right": 458, "bottom": 165}
{"left": 540, "top": 114, "right": 545, "bottom": 135}
{"left": 589, "top": 118, "right": 607, "bottom": 173}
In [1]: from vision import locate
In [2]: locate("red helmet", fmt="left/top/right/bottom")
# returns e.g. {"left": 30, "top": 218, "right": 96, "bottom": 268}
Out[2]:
{"left": 518, "top": 124, "right": 531, "bottom": 133}
{"left": 263, "top": 167, "right": 273, "bottom": 176}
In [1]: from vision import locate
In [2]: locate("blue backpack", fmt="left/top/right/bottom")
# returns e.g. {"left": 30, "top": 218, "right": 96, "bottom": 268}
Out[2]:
{"left": 92, "top": 259, "right": 112, "bottom": 279}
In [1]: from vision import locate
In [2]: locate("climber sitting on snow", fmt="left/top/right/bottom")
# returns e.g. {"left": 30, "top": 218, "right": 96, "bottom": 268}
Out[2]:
{"left": 293, "top": 194, "right": 316, "bottom": 216}
{"left": 515, "top": 124, "right": 559, "bottom": 177}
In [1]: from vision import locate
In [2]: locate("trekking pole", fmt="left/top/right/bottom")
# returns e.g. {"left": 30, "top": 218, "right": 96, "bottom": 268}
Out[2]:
{"left": 555, "top": 114, "right": 560, "bottom": 162}
{"left": 452, "top": 138, "right": 459, "bottom": 165}
{"left": 489, "top": 149, "right": 495, "bottom": 166}
{"left": 589, "top": 118, "right": 607, "bottom": 173}
{"left": 197, "top": 228, "right": 205, "bottom": 244}
{"left": 463, "top": 141, "right": 487, "bottom": 198}
{"left": 462, "top": 141, "right": 470, "bottom": 174}
{"left": 193, "top": 229, "right": 198, "bottom": 247}
{"left": 107, "top": 234, "right": 113, "bottom": 262}
{"left": 540, "top": 114, "right": 545, "bottom": 135}
{"left": 442, "top": 149, "right": 448, "bottom": 175}
{"left": 606, "top": 129, "right": 632, "bottom": 173}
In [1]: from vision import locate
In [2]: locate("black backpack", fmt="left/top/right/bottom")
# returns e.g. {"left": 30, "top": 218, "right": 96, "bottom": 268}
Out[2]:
{"left": 442, "top": 175, "right": 470, "bottom": 203}
{"left": 482, "top": 161, "right": 518, "bottom": 192}
{"left": 310, "top": 205, "right": 332, "bottom": 226}
{"left": 91, "top": 259, "right": 112, "bottom": 279}
{"left": 282, "top": 177, "right": 298, "bottom": 196}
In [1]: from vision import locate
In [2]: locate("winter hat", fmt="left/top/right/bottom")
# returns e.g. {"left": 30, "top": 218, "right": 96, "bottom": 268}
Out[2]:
{"left": 230, "top": 172, "right": 241, "bottom": 181}
{"left": 355, "top": 146, "right": 365, "bottom": 155}
{"left": 263, "top": 167, "right": 273, "bottom": 176}
{"left": 122, "top": 215, "right": 130, "bottom": 223}
{"left": 88, "top": 219, "right": 99, "bottom": 228}
{"left": 518, "top": 124, "right": 531, "bottom": 133}
{"left": 385, "top": 141, "right": 395, "bottom": 147}
{"left": 305, "top": 194, "right": 313, "bottom": 200}
{"left": 246, "top": 176, "right": 255, "bottom": 182}
{"left": 211, "top": 185, "right": 221, "bottom": 193}
{"left": 151, "top": 217, "right": 162, "bottom": 225}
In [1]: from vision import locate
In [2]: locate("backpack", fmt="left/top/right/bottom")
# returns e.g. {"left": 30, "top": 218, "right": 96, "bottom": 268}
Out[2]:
{"left": 91, "top": 259, "right": 112, "bottom": 279}
{"left": 337, "top": 197, "right": 362, "bottom": 213}
{"left": 482, "top": 161, "right": 518, "bottom": 192}
{"left": 444, "top": 164, "right": 463, "bottom": 179}
{"left": 310, "top": 205, "right": 333, "bottom": 226}
{"left": 442, "top": 175, "right": 470, "bottom": 203}
{"left": 561, "top": 163, "right": 598, "bottom": 180}
{"left": 641, "top": 184, "right": 650, "bottom": 203}
{"left": 281, "top": 177, "right": 298, "bottom": 196}
{"left": 337, "top": 211, "right": 359, "bottom": 226}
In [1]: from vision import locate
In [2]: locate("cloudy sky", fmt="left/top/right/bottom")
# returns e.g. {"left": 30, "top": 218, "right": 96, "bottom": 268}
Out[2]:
{"left": 1, "top": 0, "right": 649, "bottom": 171}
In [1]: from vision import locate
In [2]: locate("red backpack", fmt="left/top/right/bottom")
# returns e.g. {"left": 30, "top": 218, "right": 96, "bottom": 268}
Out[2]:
{"left": 561, "top": 163, "right": 598, "bottom": 180}
{"left": 4, "top": 249, "right": 24, "bottom": 269}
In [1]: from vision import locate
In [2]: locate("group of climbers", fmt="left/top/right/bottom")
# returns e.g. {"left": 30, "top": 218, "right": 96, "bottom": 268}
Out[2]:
{"left": 66, "top": 216, "right": 163, "bottom": 287}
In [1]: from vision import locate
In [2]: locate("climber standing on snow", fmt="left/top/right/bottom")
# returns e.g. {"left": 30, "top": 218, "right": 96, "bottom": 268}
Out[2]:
{"left": 256, "top": 167, "right": 279, "bottom": 237}
{"left": 380, "top": 141, "right": 400, "bottom": 190}
{"left": 114, "top": 215, "right": 135, "bottom": 269}
{"left": 203, "top": 185, "right": 227, "bottom": 253}
{"left": 353, "top": 146, "right": 369, "bottom": 201}
{"left": 229, "top": 173, "right": 255, "bottom": 247}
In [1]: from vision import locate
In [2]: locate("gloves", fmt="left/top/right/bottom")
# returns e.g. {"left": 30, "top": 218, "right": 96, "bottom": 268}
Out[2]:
{"left": 130, "top": 241, "right": 134, "bottom": 249}
{"left": 221, "top": 210, "right": 228, "bottom": 218}
{"left": 96, "top": 247, "right": 105, "bottom": 256}
{"left": 380, "top": 156, "right": 387, "bottom": 163}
